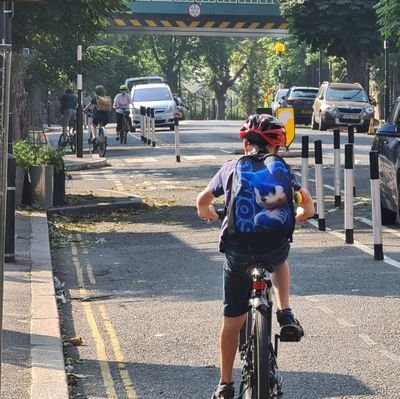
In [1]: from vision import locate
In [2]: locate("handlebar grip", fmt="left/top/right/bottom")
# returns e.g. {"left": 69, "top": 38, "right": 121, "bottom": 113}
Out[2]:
{"left": 216, "top": 209, "right": 226, "bottom": 220}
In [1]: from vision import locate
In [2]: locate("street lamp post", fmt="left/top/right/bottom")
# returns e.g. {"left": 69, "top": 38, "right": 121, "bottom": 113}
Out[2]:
{"left": 384, "top": 39, "right": 390, "bottom": 122}
{"left": 76, "top": 44, "right": 83, "bottom": 158}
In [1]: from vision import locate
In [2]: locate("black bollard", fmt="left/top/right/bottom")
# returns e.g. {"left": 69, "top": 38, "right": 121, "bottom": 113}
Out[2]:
{"left": 146, "top": 107, "right": 151, "bottom": 145}
{"left": 344, "top": 144, "right": 354, "bottom": 244}
{"left": 140, "top": 106, "right": 146, "bottom": 142}
{"left": 333, "top": 129, "right": 341, "bottom": 207}
{"left": 301, "top": 135, "right": 309, "bottom": 192}
{"left": 151, "top": 108, "right": 156, "bottom": 147}
{"left": 369, "top": 151, "right": 384, "bottom": 260}
{"left": 314, "top": 140, "right": 325, "bottom": 231}
{"left": 174, "top": 116, "right": 181, "bottom": 163}
{"left": 5, "top": 154, "right": 15, "bottom": 263}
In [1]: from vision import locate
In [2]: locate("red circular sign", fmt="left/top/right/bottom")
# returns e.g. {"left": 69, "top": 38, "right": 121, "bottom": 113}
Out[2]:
{"left": 188, "top": 4, "right": 201, "bottom": 18}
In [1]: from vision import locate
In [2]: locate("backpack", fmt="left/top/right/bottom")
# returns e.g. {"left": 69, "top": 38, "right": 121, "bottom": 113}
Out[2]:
{"left": 227, "top": 153, "right": 295, "bottom": 244}
{"left": 96, "top": 95, "right": 112, "bottom": 112}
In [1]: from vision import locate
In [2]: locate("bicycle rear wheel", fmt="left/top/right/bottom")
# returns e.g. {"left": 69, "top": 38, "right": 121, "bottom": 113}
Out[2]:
{"left": 122, "top": 116, "right": 129, "bottom": 144}
{"left": 70, "top": 133, "right": 76, "bottom": 153}
{"left": 97, "top": 127, "right": 107, "bottom": 157}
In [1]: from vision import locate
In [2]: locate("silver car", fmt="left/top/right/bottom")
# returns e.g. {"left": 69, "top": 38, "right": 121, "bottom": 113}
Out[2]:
{"left": 131, "top": 83, "right": 177, "bottom": 131}
{"left": 272, "top": 88, "right": 289, "bottom": 115}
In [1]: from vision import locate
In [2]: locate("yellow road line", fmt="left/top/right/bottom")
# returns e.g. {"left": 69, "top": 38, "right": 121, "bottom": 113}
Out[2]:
{"left": 78, "top": 234, "right": 96, "bottom": 284}
{"left": 99, "top": 305, "right": 138, "bottom": 398}
{"left": 71, "top": 240, "right": 117, "bottom": 398}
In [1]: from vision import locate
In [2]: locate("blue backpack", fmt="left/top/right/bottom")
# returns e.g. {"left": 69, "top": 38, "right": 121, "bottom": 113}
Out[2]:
{"left": 227, "top": 153, "right": 295, "bottom": 243}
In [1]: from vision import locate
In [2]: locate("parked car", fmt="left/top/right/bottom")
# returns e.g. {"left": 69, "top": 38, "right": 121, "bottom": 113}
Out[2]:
{"left": 312, "top": 82, "right": 374, "bottom": 132}
{"left": 281, "top": 86, "right": 319, "bottom": 125}
{"left": 130, "top": 83, "right": 177, "bottom": 131}
{"left": 272, "top": 88, "right": 289, "bottom": 115}
{"left": 371, "top": 96, "right": 400, "bottom": 224}
{"left": 125, "top": 76, "right": 165, "bottom": 91}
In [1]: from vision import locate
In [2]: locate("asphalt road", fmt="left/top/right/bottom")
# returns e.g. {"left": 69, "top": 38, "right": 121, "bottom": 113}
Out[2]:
{"left": 49, "top": 121, "right": 400, "bottom": 399}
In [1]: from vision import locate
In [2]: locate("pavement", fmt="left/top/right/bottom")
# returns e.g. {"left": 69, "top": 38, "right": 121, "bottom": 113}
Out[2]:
{"left": 1, "top": 152, "right": 121, "bottom": 399}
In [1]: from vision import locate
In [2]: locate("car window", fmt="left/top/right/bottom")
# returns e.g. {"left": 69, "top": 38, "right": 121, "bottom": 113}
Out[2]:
{"left": 288, "top": 89, "right": 318, "bottom": 99}
{"left": 326, "top": 88, "right": 368, "bottom": 102}
{"left": 133, "top": 87, "right": 172, "bottom": 102}
{"left": 275, "top": 90, "right": 288, "bottom": 101}
{"left": 389, "top": 100, "right": 400, "bottom": 125}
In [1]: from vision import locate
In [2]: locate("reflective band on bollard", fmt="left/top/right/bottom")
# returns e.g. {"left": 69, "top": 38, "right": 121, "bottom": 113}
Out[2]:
{"left": 369, "top": 151, "right": 383, "bottom": 260}
{"left": 301, "top": 135, "right": 309, "bottom": 192}
{"left": 174, "top": 116, "right": 181, "bottom": 163}
{"left": 344, "top": 144, "right": 354, "bottom": 244}
{"left": 314, "top": 140, "right": 325, "bottom": 231}
{"left": 333, "top": 129, "right": 341, "bottom": 207}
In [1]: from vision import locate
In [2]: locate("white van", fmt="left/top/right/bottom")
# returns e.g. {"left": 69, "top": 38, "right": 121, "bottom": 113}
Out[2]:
{"left": 131, "top": 83, "right": 177, "bottom": 131}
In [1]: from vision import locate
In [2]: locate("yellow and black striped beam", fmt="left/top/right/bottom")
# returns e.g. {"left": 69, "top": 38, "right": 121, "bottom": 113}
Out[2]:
{"left": 110, "top": 14, "right": 288, "bottom": 37}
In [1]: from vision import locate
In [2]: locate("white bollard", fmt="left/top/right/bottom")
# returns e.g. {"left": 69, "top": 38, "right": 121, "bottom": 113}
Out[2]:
{"left": 174, "top": 116, "right": 181, "bottom": 163}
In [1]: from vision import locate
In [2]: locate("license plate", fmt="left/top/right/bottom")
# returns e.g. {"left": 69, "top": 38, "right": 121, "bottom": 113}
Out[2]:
{"left": 342, "top": 113, "right": 360, "bottom": 119}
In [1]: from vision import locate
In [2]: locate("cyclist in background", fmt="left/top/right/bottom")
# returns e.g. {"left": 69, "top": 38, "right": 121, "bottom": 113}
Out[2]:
{"left": 196, "top": 114, "right": 315, "bottom": 399}
{"left": 84, "top": 85, "right": 109, "bottom": 144}
{"left": 113, "top": 84, "right": 134, "bottom": 141}
{"left": 59, "top": 88, "right": 77, "bottom": 143}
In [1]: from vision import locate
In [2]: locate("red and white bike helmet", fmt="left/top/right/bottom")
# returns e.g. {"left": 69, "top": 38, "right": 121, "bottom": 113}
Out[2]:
{"left": 239, "top": 114, "right": 286, "bottom": 147}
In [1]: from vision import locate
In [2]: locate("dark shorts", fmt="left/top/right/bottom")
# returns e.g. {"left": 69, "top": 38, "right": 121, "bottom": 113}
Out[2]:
{"left": 222, "top": 240, "right": 290, "bottom": 317}
{"left": 93, "top": 110, "right": 109, "bottom": 127}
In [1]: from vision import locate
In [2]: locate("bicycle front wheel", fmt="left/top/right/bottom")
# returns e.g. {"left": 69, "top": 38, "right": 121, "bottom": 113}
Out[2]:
{"left": 254, "top": 310, "right": 271, "bottom": 398}
{"left": 97, "top": 127, "right": 107, "bottom": 157}
{"left": 240, "top": 309, "right": 272, "bottom": 399}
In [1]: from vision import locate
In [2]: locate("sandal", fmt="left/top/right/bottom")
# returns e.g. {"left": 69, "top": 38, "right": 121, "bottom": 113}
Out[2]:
{"left": 211, "top": 382, "right": 235, "bottom": 399}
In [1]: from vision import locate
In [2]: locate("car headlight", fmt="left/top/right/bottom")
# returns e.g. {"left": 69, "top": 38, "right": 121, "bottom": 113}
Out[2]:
{"left": 324, "top": 105, "right": 338, "bottom": 116}
{"left": 365, "top": 106, "right": 374, "bottom": 114}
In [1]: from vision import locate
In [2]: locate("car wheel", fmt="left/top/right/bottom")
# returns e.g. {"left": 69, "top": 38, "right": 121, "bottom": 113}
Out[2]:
{"left": 356, "top": 121, "right": 370, "bottom": 133}
{"left": 319, "top": 114, "right": 327, "bottom": 131}
{"left": 381, "top": 204, "right": 397, "bottom": 225}
{"left": 311, "top": 112, "right": 318, "bottom": 130}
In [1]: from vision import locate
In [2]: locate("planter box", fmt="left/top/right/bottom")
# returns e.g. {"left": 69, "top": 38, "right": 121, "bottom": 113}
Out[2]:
{"left": 30, "top": 165, "right": 54, "bottom": 209}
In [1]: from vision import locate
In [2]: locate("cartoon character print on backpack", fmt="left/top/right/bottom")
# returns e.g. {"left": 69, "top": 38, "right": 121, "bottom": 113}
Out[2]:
{"left": 228, "top": 154, "right": 295, "bottom": 242}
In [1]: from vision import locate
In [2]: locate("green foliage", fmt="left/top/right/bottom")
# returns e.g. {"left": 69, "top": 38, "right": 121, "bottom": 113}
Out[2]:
{"left": 278, "top": 0, "right": 382, "bottom": 84}
{"left": 14, "top": 141, "right": 65, "bottom": 172}
{"left": 376, "top": 0, "right": 400, "bottom": 43}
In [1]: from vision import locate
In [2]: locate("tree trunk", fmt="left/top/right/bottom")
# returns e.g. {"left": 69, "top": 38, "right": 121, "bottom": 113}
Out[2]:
{"left": 10, "top": 54, "right": 29, "bottom": 142}
{"left": 346, "top": 51, "right": 368, "bottom": 89}
{"left": 215, "top": 90, "right": 226, "bottom": 120}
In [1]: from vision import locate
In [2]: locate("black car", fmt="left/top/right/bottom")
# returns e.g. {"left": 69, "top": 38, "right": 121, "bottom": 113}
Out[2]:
{"left": 371, "top": 96, "right": 400, "bottom": 224}
{"left": 282, "top": 86, "right": 319, "bottom": 125}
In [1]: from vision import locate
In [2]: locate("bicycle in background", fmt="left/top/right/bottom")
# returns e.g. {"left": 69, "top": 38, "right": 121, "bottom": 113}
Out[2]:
{"left": 118, "top": 109, "right": 130, "bottom": 144}
{"left": 58, "top": 122, "right": 76, "bottom": 153}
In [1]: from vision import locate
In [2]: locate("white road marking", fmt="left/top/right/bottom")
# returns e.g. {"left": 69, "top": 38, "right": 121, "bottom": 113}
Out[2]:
{"left": 183, "top": 155, "right": 217, "bottom": 161}
{"left": 359, "top": 334, "right": 377, "bottom": 346}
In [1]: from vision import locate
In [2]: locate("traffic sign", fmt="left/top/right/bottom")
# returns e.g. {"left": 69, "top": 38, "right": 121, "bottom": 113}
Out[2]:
{"left": 275, "top": 42, "right": 286, "bottom": 55}
{"left": 188, "top": 3, "right": 201, "bottom": 18}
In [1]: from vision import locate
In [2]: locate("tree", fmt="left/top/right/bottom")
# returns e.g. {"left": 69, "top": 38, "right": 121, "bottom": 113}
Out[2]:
{"left": 376, "top": 0, "right": 400, "bottom": 44}
{"left": 198, "top": 37, "right": 256, "bottom": 120}
{"left": 10, "top": 0, "right": 129, "bottom": 138}
{"left": 279, "top": 0, "right": 382, "bottom": 88}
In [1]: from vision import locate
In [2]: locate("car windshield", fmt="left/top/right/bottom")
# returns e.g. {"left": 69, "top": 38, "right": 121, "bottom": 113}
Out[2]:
{"left": 326, "top": 88, "right": 368, "bottom": 102}
{"left": 289, "top": 89, "right": 318, "bottom": 99}
{"left": 133, "top": 87, "right": 172, "bottom": 102}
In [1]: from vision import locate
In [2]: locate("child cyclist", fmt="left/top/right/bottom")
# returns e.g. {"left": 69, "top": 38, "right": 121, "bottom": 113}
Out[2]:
{"left": 196, "top": 114, "right": 315, "bottom": 399}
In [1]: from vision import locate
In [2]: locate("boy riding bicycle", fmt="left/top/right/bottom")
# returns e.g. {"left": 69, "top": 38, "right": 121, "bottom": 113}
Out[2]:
{"left": 196, "top": 114, "right": 315, "bottom": 399}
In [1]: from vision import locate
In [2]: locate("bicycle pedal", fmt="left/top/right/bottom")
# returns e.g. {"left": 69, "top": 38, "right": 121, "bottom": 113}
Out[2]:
{"left": 278, "top": 332, "right": 302, "bottom": 342}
